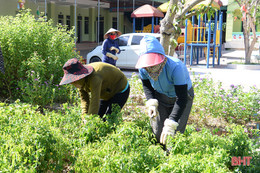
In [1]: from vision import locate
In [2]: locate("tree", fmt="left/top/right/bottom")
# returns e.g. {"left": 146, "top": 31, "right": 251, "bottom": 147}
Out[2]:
{"left": 233, "top": 0, "right": 260, "bottom": 64}
{"left": 160, "top": 0, "right": 217, "bottom": 56}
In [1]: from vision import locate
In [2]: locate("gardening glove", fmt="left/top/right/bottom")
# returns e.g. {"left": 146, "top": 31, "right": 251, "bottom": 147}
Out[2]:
{"left": 110, "top": 46, "right": 119, "bottom": 53}
{"left": 106, "top": 52, "right": 118, "bottom": 60}
{"left": 160, "top": 119, "right": 179, "bottom": 145}
{"left": 145, "top": 99, "right": 158, "bottom": 118}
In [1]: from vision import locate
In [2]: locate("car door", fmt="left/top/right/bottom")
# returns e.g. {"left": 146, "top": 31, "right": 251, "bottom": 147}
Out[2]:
{"left": 127, "top": 35, "right": 144, "bottom": 68}
{"left": 116, "top": 35, "right": 130, "bottom": 67}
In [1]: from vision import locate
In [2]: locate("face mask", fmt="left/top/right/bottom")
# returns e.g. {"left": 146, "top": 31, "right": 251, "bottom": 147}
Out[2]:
{"left": 145, "top": 58, "right": 167, "bottom": 81}
{"left": 109, "top": 34, "right": 116, "bottom": 40}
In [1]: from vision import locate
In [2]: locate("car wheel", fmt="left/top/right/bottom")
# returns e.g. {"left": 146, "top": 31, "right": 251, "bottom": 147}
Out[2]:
{"left": 89, "top": 56, "right": 101, "bottom": 63}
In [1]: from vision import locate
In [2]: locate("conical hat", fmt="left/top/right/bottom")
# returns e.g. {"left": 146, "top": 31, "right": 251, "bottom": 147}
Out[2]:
{"left": 104, "top": 28, "right": 122, "bottom": 39}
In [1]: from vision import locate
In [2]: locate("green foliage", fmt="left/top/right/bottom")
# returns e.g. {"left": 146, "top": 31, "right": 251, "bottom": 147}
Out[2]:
{"left": 153, "top": 125, "right": 259, "bottom": 173}
{"left": 74, "top": 122, "right": 164, "bottom": 173}
{"left": 192, "top": 75, "right": 260, "bottom": 124}
{"left": 0, "top": 99, "right": 122, "bottom": 172}
{"left": 0, "top": 10, "right": 77, "bottom": 106}
{"left": 1, "top": 74, "right": 260, "bottom": 172}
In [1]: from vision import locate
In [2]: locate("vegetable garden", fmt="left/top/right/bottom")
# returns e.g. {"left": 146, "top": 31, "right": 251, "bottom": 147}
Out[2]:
{"left": 0, "top": 11, "right": 259, "bottom": 172}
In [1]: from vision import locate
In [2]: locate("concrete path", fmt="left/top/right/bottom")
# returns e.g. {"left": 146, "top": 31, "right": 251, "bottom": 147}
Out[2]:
{"left": 188, "top": 66, "right": 260, "bottom": 91}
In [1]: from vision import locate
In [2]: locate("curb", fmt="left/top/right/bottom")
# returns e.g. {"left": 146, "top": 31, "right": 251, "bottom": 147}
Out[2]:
{"left": 226, "top": 64, "right": 260, "bottom": 70}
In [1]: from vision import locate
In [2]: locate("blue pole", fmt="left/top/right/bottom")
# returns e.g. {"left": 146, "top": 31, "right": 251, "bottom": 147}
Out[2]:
{"left": 218, "top": 12, "right": 223, "bottom": 65}
{"left": 197, "top": 15, "right": 201, "bottom": 64}
{"left": 184, "top": 19, "right": 188, "bottom": 65}
{"left": 133, "top": 18, "right": 135, "bottom": 33}
{"left": 212, "top": 11, "right": 218, "bottom": 67}
{"left": 190, "top": 15, "right": 195, "bottom": 66}
{"left": 207, "top": 19, "right": 211, "bottom": 68}
{"left": 152, "top": 16, "right": 154, "bottom": 33}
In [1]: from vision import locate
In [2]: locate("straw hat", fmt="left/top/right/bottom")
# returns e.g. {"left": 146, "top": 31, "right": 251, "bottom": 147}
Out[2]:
{"left": 104, "top": 28, "right": 122, "bottom": 39}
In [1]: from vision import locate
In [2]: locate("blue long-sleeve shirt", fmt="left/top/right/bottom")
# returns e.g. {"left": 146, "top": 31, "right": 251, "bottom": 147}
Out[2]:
{"left": 102, "top": 38, "right": 120, "bottom": 66}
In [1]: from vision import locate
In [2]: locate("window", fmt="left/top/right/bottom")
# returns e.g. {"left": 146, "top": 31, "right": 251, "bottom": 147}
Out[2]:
{"left": 118, "top": 36, "right": 129, "bottom": 46}
{"left": 58, "top": 14, "right": 64, "bottom": 25}
{"left": 84, "top": 17, "right": 89, "bottom": 34}
{"left": 112, "top": 17, "right": 117, "bottom": 29}
{"left": 131, "top": 36, "right": 144, "bottom": 45}
{"left": 66, "top": 16, "right": 70, "bottom": 29}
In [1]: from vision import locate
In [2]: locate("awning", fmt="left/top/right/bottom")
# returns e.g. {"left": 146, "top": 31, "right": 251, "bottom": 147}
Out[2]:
{"left": 131, "top": 4, "right": 164, "bottom": 18}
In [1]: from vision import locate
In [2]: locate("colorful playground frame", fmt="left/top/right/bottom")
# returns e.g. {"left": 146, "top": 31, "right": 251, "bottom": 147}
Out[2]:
{"left": 184, "top": 11, "right": 223, "bottom": 68}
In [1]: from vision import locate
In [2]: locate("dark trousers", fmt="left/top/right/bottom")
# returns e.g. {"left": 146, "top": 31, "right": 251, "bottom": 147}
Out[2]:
{"left": 150, "top": 87, "right": 194, "bottom": 143}
{"left": 98, "top": 86, "right": 130, "bottom": 119}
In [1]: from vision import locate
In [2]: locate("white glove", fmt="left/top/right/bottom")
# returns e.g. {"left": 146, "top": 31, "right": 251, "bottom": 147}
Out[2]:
{"left": 110, "top": 46, "right": 119, "bottom": 53}
{"left": 145, "top": 99, "right": 158, "bottom": 118}
{"left": 160, "top": 119, "right": 179, "bottom": 145}
{"left": 106, "top": 52, "right": 118, "bottom": 60}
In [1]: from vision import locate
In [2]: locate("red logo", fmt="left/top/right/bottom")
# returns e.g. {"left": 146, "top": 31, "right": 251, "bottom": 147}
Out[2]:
{"left": 232, "top": 156, "right": 252, "bottom": 166}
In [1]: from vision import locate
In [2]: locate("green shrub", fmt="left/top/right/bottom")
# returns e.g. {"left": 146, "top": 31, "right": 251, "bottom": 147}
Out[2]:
{"left": 153, "top": 125, "right": 258, "bottom": 173}
{"left": 191, "top": 75, "right": 260, "bottom": 124}
{"left": 0, "top": 10, "right": 78, "bottom": 106}
{"left": 74, "top": 122, "right": 165, "bottom": 173}
{"left": 0, "top": 100, "right": 71, "bottom": 172}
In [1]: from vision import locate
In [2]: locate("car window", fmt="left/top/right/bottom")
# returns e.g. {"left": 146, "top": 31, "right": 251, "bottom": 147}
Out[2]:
{"left": 118, "top": 36, "right": 129, "bottom": 46}
{"left": 131, "top": 36, "right": 144, "bottom": 45}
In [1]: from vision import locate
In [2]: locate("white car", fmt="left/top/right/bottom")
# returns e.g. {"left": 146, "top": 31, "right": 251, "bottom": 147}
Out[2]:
{"left": 86, "top": 33, "right": 163, "bottom": 69}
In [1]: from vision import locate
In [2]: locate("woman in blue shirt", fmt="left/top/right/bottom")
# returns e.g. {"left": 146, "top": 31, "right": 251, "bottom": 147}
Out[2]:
{"left": 102, "top": 28, "right": 121, "bottom": 66}
{"left": 135, "top": 35, "right": 194, "bottom": 149}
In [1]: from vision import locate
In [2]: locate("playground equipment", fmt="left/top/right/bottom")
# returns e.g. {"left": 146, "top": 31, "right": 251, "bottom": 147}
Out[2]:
{"left": 183, "top": 11, "right": 223, "bottom": 68}
{"left": 131, "top": 4, "right": 164, "bottom": 33}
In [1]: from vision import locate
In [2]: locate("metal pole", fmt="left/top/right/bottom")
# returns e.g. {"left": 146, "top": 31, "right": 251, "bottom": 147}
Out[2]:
{"left": 45, "top": 0, "right": 47, "bottom": 19}
{"left": 75, "top": 0, "right": 77, "bottom": 49}
{"left": 133, "top": 0, "right": 135, "bottom": 10}
{"left": 98, "top": 0, "right": 100, "bottom": 44}
{"left": 117, "top": 0, "right": 119, "bottom": 30}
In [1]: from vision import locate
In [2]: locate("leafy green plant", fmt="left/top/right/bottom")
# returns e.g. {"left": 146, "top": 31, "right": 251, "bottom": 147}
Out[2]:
{"left": 191, "top": 74, "right": 260, "bottom": 125}
{"left": 74, "top": 122, "right": 164, "bottom": 173}
{"left": 0, "top": 10, "right": 78, "bottom": 106}
{"left": 1, "top": 74, "right": 260, "bottom": 172}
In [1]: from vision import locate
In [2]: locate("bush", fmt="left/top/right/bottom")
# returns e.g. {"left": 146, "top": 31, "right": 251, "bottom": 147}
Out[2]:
{"left": 191, "top": 75, "right": 260, "bottom": 124}
{"left": 0, "top": 100, "right": 123, "bottom": 172}
{"left": 0, "top": 10, "right": 78, "bottom": 106}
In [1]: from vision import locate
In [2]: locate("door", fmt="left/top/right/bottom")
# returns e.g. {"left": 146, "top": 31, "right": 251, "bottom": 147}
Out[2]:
{"left": 127, "top": 35, "right": 144, "bottom": 67}
{"left": 96, "top": 17, "right": 104, "bottom": 43}
{"left": 77, "top": 16, "right": 82, "bottom": 43}
{"left": 117, "top": 35, "right": 130, "bottom": 67}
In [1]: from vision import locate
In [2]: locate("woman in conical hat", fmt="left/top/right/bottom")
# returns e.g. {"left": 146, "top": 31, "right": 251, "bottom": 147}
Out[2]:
{"left": 102, "top": 28, "right": 122, "bottom": 66}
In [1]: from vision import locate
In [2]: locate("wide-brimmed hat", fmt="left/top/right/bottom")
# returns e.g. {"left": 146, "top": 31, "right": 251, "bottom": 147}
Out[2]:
{"left": 135, "top": 35, "right": 166, "bottom": 69}
{"left": 104, "top": 28, "right": 122, "bottom": 39}
{"left": 135, "top": 53, "right": 165, "bottom": 69}
{"left": 59, "top": 58, "right": 93, "bottom": 85}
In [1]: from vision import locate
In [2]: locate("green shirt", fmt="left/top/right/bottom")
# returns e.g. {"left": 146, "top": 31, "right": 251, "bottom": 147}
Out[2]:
{"left": 79, "top": 62, "right": 128, "bottom": 115}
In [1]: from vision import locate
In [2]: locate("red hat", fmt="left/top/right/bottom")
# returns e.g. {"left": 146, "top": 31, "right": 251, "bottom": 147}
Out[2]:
{"left": 59, "top": 58, "right": 93, "bottom": 85}
{"left": 135, "top": 53, "right": 165, "bottom": 69}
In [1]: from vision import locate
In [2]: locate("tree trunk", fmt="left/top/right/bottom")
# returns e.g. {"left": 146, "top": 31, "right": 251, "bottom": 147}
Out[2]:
{"left": 160, "top": 0, "right": 177, "bottom": 55}
{"left": 235, "top": 0, "right": 258, "bottom": 64}
{"left": 243, "top": 20, "right": 250, "bottom": 63}
{"left": 160, "top": 0, "right": 209, "bottom": 55}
